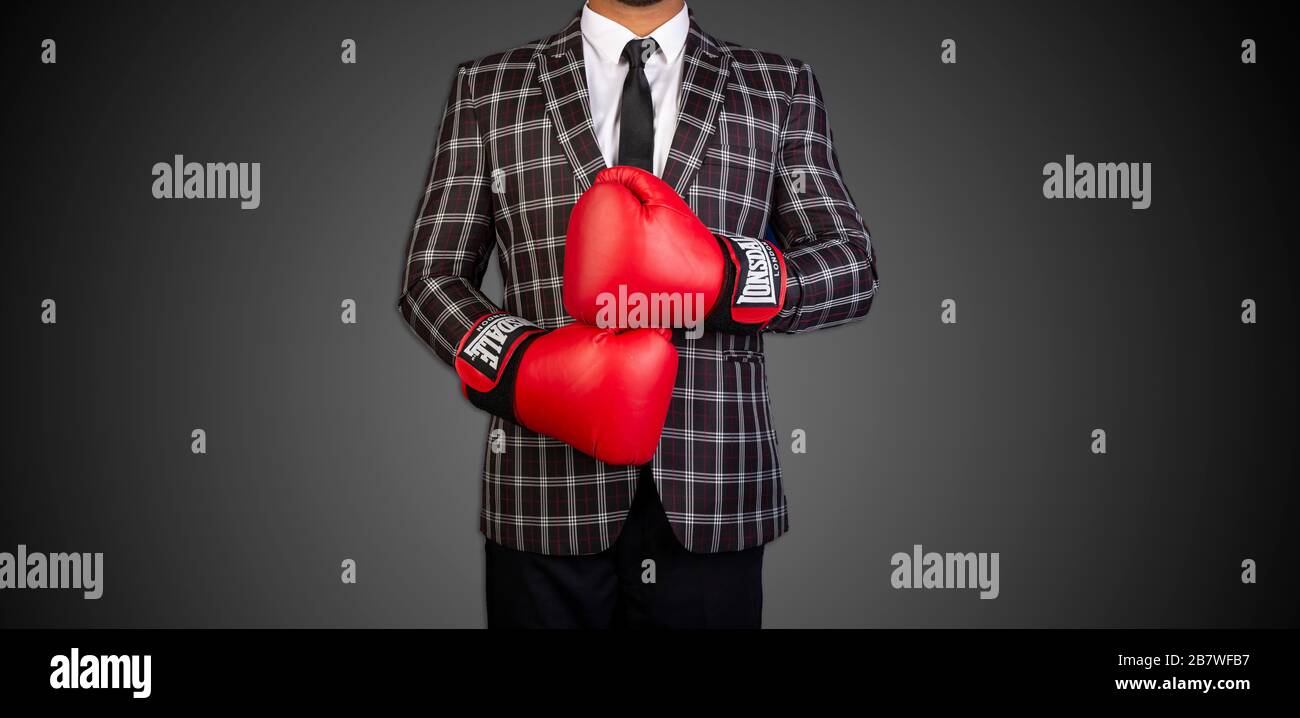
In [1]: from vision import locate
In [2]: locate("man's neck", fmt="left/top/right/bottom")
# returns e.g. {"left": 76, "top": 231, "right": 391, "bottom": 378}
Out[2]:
{"left": 586, "top": 0, "right": 685, "bottom": 38}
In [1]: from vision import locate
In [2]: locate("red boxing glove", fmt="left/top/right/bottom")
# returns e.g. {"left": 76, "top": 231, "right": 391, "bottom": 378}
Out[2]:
{"left": 454, "top": 313, "right": 678, "bottom": 466}
{"left": 564, "top": 165, "right": 787, "bottom": 334}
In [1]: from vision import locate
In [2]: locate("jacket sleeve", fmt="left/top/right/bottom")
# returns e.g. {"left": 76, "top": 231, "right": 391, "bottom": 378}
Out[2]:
{"left": 765, "top": 62, "right": 879, "bottom": 334}
{"left": 397, "top": 62, "right": 514, "bottom": 366}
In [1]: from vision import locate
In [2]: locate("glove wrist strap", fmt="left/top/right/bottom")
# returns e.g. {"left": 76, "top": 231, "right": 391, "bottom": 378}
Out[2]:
{"left": 454, "top": 313, "right": 544, "bottom": 424}
{"left": 705, "top": 234, "right": 787, "bottom": 333}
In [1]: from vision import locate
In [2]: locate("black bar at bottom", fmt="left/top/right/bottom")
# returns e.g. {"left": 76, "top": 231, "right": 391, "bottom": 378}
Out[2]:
{"left": 0, "top": 628, "right": 1290, "bottom": 705}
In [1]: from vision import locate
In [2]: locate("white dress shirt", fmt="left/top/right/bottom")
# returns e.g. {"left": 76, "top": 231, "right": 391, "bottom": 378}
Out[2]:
{"left": 580, "top": 2, "right": 690, "bottom": 178}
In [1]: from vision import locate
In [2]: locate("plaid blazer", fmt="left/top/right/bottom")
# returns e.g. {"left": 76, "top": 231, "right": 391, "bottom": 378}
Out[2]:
{"left": 398, "top": 9, "right": 877, "bottom": 555}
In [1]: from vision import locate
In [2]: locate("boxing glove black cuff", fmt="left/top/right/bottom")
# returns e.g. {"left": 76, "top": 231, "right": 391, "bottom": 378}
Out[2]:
{"left": 454, "top": 313, "right": 544, "bottom": 425}
{"left": 704, "top": 234, "right": 787, "bottom": 334}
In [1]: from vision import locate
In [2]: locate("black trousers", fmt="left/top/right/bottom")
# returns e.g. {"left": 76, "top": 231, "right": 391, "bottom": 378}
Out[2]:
{"left": 485, "top": 468, "right": 765, "bottom": 629}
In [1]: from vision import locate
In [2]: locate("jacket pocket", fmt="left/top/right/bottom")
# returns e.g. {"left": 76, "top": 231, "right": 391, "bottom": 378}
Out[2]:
{"left": 721, "top": 348, "right": 765, "bottom": 364}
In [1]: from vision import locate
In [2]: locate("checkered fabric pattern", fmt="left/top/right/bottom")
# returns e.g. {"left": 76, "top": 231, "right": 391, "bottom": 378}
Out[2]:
{"left": 398, "top": 9, "right": 878, "bottom": 555}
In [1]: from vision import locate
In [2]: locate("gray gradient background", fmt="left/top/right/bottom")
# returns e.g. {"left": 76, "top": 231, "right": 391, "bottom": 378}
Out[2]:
{"left": 1, "top": 0, "right": 1295, "bottom": 628}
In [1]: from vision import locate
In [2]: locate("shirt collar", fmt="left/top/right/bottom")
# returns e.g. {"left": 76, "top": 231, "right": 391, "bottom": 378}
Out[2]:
{"left": 581, "top": 2, "right": 690, "bottom": 65}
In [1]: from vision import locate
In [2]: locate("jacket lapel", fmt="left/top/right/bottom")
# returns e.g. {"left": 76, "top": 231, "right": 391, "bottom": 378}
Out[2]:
{"left": 535, "top": 16, "right": 607, "bottom": 192}
{"left": 660, "top": 18, "right": 730, "bottom": 197}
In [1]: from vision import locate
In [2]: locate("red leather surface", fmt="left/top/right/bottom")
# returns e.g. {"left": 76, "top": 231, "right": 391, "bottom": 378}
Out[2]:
{"left": 513, "top": 323, "right": 677, "bottom": 466}
{"left": 564, "top": 166, "right": 724, "bottom": 327}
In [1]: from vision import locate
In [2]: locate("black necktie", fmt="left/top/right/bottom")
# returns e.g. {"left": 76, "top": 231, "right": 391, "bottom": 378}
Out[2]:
{"left": 618, "top": 37, "right": 656, "bottom": 172}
